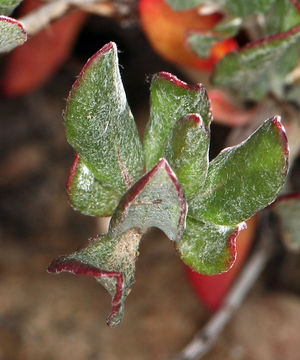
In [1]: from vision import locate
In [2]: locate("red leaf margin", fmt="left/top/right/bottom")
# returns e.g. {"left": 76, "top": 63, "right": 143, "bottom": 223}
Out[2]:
{"left": 48, "top": 257, "right": 123, "bottom": 327}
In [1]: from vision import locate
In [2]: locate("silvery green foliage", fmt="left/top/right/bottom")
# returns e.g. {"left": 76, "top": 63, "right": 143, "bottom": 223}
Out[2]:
{"left": 0, "top": 16, "right": 26, "bottom": 53}
{"left": 0, "top": 0, "right": 22, "bottom": 16}
{"left": 49, "top": 42, "right": 289, "bottom": 327}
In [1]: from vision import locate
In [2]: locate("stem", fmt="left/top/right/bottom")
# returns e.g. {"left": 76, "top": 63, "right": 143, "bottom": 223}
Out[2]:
{"left": 172, "top": 218, "right": 273, "bottom": 360}
{"left": 19, "top": 0, "right": 114, "bottom": 36}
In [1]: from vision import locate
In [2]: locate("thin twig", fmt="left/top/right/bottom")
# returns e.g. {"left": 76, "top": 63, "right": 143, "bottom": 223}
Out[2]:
{"left": 172, "top": 218, "right": 273, "bottom": 360}
{"left": 19, "top": 0, "right": 114, "bottom": 36}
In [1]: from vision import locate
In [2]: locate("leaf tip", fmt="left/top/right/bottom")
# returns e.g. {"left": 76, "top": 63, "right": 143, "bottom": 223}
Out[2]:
{"left": 271, "top": 115, "right": 289, "bottom": 172}
{"left": 154, "top": 71, "right": 204, "bottom": 92}
{"left": 227, "top": 221, "right": 247, "bottom": 271}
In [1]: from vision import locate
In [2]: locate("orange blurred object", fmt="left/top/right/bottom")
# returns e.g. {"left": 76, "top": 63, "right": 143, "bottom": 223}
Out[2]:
{"left": 139, "top": 0, "right": 237, "bottom": 71}
{"left": 185, "top": 215, "right": 257, "bottom": 311}
{"left": 2, "top": 0, "right": 87, "bottom": 96}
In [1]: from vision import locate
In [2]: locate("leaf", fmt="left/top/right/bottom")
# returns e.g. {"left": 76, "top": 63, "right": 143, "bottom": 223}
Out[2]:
{"left": 0, "top": 0, "right": 22, "bottom": 15}
{"left": 187, "top": 18, "right": 241, "bottom": 58}
{"left": 0, "top": 15, "right": 26, "bottom": 53}
{"left": 65, "top": 42, "right": 144, "bottom": 194}
{"left": 224, "top": 0, "right": 275, "bottom": 17}
{"left": 165, "top": 0, "right": 206, "bottom": 10}
{"left": 264, "top": 0, "right": 300, "bottom": 35}
{"left": 49, "top": 158, "right": 187, "bottom": 326}
{"left": 166, "top": 0, "right": 274, "bottom": 15}
{"left": 2, "top": 0, "right": 87, "bottom": 96}
{"left": 190, "top": 116, "right": 289, "bottom": 226}
{"left": 163, "top": 114, "right": 209, "bottom": 201}
{"left": 66, "top": 155, "right": 120, "bottom": 217}
{"left": 188, "top": 32, "right": 225, "bottom": 58}
{"left": 109, "top": 158, "right": 187, "bottom": 242}
{"left": 177, "top": 216, "right": 246, "bottom": 274}
{"left": 143, "top": 72, "right": 212, "bottom": 171}
{"left": 212, "top": 24, "right": 300, "bottom": 101}
{"left": 48, "top": 228, "right": 143, "bottom": 327}
{"left": 272, "top": 193, "right": 300, "bottom": 252}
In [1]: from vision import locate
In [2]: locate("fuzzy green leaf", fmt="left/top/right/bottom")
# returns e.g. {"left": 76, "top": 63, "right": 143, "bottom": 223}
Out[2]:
{"left": 166, "top": 0, "right": 274, "bottom": 15}
{"left": 177, "top": 216, "right": 246, "bottom": 274}
{"left": 188, "top": 32, "right": 225, "bottom": 58}
{"left": 0, "top": 0, "right": 22, "bottom": 15}
{"left": 212, "top": 24, "right": 300, "bottom": 101}
{"left": 264, "top": 0, "right": 300, "bottom": 35}
{"left": 272, "top": 194, "right": 300, "bottom": 252}
{"left": 190, "top": 116, "right": 288, "bottom": 226}
{"left": 163, "top": 114, "right": 209, "bottom": 201}
{"left": 143, "top": 72, "right": 212, "bottom": 171}
{"left": 0, "top": 16, "right": 26, "bottom": 53}
{"left": 48, "top": 228, "right": 142, "bottom": 327}
{"left": 65, "top": 42, "right": 144, "bottom": 194}
{"left": 67, "top": 155, "right": 120, "bottom": 217}
{"left": 187, "top": 18, "right": 241, "bottom": 58}
{"left": 109, "top": 158, "right": 187, "bottom": 242}
{"left": 49, "top": 158, "right": 187, "bottom": 326}
{"left": 165, "top": 0, "right": 205, "bottom": 10}
{"left": 225, "top": 0, "right": 275, "bottom": 17}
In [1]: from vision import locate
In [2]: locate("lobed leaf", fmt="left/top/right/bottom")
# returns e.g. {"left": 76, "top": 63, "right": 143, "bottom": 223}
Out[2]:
{"left": 67, "top": 155, "right": 120, "bottom": 217}
{"left": 272, "top": 193, "right": 300, "bottom": 252}
{"left": 212, "top": 23, "right": 300, "bottom": 101}
{"left": 143, "top": 72, "right": 212, "bottom": 171}
{"left": 65, "top": 42, "right": 144, "bottom": 194}
{"left": 0, "top": 0, "right": 22, "bottom": 15}
{"left": 49, "top": 158, "right": 187, "bottom": 326}
{"left": 190, "top": 116, "right": 289, "bottom": 226}
{"left": 48, "top": 228, "right": 142, "bottom": 327}
{"left": 0, "top": 15, "right": 26, "bottom": 53}
{"left": 163, "top": 114, "right": 209, "bottom": 201}
{"left": 177, "top": 216, "right": 246, "bottom": 274}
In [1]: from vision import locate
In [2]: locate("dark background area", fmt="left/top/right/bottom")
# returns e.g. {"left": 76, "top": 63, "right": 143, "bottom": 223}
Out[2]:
{"left": 1, "top": 14, "right": 300, "bottom": 360}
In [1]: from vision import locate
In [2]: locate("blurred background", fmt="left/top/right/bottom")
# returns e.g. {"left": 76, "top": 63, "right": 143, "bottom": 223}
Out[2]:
{"left": 1, "top": 3, "right": 300, "bottom": 359}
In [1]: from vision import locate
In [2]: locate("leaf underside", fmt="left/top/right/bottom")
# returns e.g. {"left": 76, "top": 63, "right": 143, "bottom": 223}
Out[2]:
{"left": 49, "top": 159, "right": 187, "bottom": 326}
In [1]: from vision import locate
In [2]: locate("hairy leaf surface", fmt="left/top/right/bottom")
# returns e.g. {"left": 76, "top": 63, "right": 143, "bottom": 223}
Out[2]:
{"left": 212, "top": 24, "right": 300, "bottom": 101}
{"left": 190, "top": 116, "right": 288, "bottom": 225}
{"left": 0, "top": 0, "right": 22, "bottom": 15}
{"left": 177, "top": 216, "right": 246, "bottom": 274}
{"left": 49, "top": 158, "right": 187, "bottom": 326}
{"left": 67, "top": 155, "right": 120, "bottom": 217}
{"left": 65, "top": 42, "right": 144, "bottom": 194}
{"left": 143, "top": 72, "right": 212, "bottom": 171}
{"left": 0, "top": 16, "right": 26, "bottom": 53}
{"left": 164, "top": 114, "right": 209, "bottom": 200}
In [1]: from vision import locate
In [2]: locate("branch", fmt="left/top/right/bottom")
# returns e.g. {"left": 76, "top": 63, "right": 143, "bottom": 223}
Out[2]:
{"left": 19, "top": 0, "right": 114, "bottom": 36}
{"left": 172, "top": 217, "right": 274, "bottom": 360}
